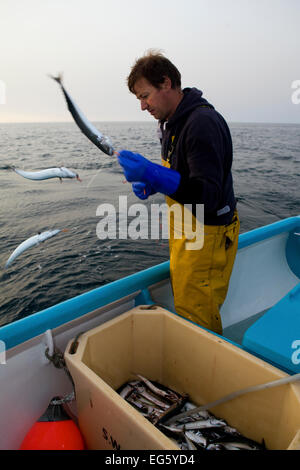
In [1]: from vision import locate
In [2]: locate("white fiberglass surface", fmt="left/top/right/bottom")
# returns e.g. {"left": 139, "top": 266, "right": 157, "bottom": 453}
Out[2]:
{"left": 221, "top": 233, "right": 299, "bottom": 329}
{"left": 0, "top": 297, "right": 135, "bottom": 450}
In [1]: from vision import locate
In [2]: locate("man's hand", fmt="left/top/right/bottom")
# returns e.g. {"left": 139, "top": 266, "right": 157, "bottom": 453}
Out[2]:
{"left": 132, "top": 182, "right": 156, "bottom": 200}
{"left": 118, "top": 150, "right": 149, "bottom": 182}
{"left": 118, "top": 149, "right": 181, "bottom": 196}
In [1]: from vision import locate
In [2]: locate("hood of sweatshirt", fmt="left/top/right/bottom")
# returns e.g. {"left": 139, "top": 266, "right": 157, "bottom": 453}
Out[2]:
{"left": 164, "top": 87, "right": 214, "bottom": 129}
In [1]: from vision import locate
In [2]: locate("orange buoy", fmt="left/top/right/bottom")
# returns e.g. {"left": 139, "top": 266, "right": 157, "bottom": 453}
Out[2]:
{"left": 20, "top": 397, "right": 85, "bottom": 450}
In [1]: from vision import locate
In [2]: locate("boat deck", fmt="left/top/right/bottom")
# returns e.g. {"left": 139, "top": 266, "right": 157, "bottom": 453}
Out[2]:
{"left": 223, "top": 310, "right": 268, "bottom": 345}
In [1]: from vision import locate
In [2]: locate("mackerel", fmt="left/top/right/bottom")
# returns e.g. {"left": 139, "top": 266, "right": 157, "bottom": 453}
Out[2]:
{"left": 184, "top": 433, "right": 198, "bottom": 450}
{"left": 185, "top": 431, "right": 207, "bottom": 448}
{"left": 50, "top": 74, "right": 114, "bottom": 156}
{"left": 13, "top": 166, "right": 81, "bottom": 182}
{"left": 183, "top": 418, "right": 226, "bottom": 430}
{"left": 220, "top": 442, "right": 258, "bottom": 450}
{"left": 5, "top": 229, "right": 65, "bottom": 268}
{"left": 135, "top": 385, "right": 169, "bottom": 410}
{"left": 119, "top": 384, "right": 133, "bottom": 399}
{"left": 135, "top": 374, "right": 180, "bottom": 402}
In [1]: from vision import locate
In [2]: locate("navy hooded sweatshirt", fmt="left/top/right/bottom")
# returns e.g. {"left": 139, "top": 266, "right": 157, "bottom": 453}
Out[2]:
{"left": 159, "top": 87, "right": 237, "bottom": 225}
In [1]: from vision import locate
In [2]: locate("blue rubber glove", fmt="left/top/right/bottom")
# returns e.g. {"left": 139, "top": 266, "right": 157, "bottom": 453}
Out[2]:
{"left": 118, "top": 150, "right": 181, "bottom": 196}
{"left": 132, "top": 182, "right": 156, "bottom": 200}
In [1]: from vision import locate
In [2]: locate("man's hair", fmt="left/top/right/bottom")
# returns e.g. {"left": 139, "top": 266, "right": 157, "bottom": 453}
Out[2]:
{"left": 127, "top": 50, "right": 181, "bottom": 94}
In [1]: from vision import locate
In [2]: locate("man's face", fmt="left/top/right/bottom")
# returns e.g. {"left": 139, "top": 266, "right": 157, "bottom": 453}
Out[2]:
{"left": 133, "top": 77, "right": 173, "bottom": 121}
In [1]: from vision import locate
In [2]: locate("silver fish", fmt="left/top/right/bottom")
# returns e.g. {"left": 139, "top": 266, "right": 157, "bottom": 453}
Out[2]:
{"left": 183, "top": 418, "right": 226, "bottom": 430}
{"left": 135, "top": 374, "right": 180, "bottom": 402}
{"left": 179, "top": 442, "right": 189, "bottom": 450}
{"left": 50, "top": 74, "right": 114, "bottom": 156}
{"left": 184, "top": 433, "right": 198, "bottom": 450}
{"left": 131, "top": 393, "right": 163, "bottom": 414}
{"left": 229, "top": 441, "right": 260, "bottom": 450}
{"left": 214, "top": 437, "right": 263, "bottom": 450}
{"left": 182, "top": 401, "right": 197, "bottom": 411}
{"left": 128, "top": 380, "right": 140, "bottom": 387}
{"left": 185, "top": 431, "right": 207, "bottom": 448}
{"left": 118, "top": 377, "right": 266, "bottom": 451}
{"left": 220, "top": 442, "right": 251, "bottom": 450}
{"left": 206, "top": 443, "right": 224, "bottom": 450}
{"left": 223, "top": 425, "right": 240, "bottom": 435}
{"left": 127, "top": 396, "right": 148, "bottom": 413}
{"left": 135, "top": 385, "right": 169, "bottom": 410}
{"left": 195, "top": 410, "right": 211, "bottom": 420}
{"left": 13, "top": 166, "right": 81, "bottom": 182}
{"left": 148, "top": 409, "right": 163, "bottom": 423}
{"left": 159, "top": 424, "right": 184, "bottom": 435}
{"left": 119, "top": 384, "right": 133, "bottom": 399}
{"left": 177, "top": 409, "right": 210, "bottom": 422}
{"left": 5, "top": 229, "right": 66, "bottom": 268}
{"left": 167, "top": 403, "right": 211, "bottom": 425}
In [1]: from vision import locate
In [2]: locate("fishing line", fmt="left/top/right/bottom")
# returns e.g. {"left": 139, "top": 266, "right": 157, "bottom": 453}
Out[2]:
{"left": 167, "top": 372, "right": 300, "bottom": 424}
{"left": 85, "top": 169, "right": 103, "bottom": 189}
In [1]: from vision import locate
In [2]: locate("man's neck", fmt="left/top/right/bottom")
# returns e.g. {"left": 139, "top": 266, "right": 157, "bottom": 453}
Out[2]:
{"left": 166, "top": 88, "right": 184, "bottom": 121}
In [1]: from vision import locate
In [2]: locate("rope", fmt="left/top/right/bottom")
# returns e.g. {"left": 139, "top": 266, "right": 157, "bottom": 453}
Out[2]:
{"left": 166, "top": 372, "right": 300, "bottom": 424}
{"left": 44, "top": 332, "right": 87, "bottom": 410}
{"left": 139, "top": 304, "right": 165, "bottom": 310}
{"left": 45, "top": 331, "right": 84, "bottom": 381}
{"left": 50, "top": 392, "right": 75, "bottom": 405}
{"left": 45, "top": 346, "right": 75, "bottom": 388}
{"left": 68, "top": 332, "right": 84, "bottom": 354}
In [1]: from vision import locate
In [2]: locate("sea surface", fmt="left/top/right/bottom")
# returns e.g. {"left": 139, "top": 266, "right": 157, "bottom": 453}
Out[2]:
{"left": 0, "top": 121, "right": 299, "bottom": 327}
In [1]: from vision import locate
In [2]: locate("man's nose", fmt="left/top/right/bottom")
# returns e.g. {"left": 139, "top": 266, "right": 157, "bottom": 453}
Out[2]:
{"left": 141, "top": 99, "right": 148, "bottom": 111}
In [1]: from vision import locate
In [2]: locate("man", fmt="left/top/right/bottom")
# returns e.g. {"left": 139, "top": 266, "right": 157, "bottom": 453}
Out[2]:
{"left": 118, "top": 51, "right": 240, "bottom": 335}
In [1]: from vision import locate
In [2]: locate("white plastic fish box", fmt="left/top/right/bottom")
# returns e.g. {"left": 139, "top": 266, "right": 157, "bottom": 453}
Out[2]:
{"left": 64, "top": 306, "right": 300, "bottom": 450}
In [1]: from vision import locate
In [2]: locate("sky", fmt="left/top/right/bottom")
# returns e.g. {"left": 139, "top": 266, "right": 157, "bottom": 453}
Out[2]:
{"left": 0, "top": 0, "right": 299, "bottom": 123}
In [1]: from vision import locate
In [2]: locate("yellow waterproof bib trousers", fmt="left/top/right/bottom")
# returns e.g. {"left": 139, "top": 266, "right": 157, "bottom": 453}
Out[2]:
{"left": 163, "top": 162, "right": 240, "bottom": 335}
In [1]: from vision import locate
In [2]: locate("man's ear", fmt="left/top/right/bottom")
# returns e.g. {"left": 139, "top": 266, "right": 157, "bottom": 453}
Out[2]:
{"left": 161, "top": 76, "right": 172, "bottom": 90}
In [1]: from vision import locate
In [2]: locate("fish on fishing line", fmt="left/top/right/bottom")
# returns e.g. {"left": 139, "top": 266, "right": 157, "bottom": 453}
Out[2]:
{"left": 12, "top": 166, "right": 82, "bottom": 182}
{"left": 49, "top": 73, "right": 114, "bottom": 157}
{"left": 5, "top": 229, "right": 68, "bottom": 269}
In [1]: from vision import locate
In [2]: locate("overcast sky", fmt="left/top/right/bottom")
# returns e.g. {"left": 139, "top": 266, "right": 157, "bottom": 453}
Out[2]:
{"left": 0, "top": 0, "right": 299, "bottom": 123}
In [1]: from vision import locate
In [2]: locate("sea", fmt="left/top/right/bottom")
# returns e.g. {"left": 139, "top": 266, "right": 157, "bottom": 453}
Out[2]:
{"left": 0, "top": 121, "right": 299, "bottom": 327}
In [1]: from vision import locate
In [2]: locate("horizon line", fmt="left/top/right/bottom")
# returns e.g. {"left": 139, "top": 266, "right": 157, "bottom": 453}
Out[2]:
{"left": 0, "top": 119, "right": 299, "bottom": 125}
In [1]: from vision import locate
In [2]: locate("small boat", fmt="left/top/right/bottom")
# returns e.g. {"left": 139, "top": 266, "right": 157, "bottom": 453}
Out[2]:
{"left": 0, "top": 215, "right": 299, "bottom": 450}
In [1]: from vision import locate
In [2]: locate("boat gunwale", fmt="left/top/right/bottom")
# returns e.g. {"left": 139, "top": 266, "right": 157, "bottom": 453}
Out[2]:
{"left": 1, "top": 215, "right": 300, "bottom": 350}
